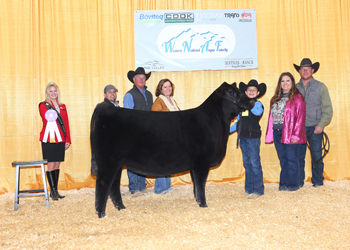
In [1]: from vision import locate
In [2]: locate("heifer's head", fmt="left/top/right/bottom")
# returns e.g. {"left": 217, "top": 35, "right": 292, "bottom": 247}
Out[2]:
{"left": 217, "top": 82, "right": 254, "bottom": 119}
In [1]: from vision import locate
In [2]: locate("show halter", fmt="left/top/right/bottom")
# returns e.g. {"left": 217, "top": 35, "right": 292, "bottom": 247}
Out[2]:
{"left": 307, "top": 131, "right": 330, "bottom": 171}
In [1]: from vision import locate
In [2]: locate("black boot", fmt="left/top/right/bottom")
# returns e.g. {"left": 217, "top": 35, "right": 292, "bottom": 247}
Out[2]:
{"left": 46, "top": 171, "right": 58, "bottom": 200}
{"left": 54, "top": 169, "right": 65, "bottom": 199}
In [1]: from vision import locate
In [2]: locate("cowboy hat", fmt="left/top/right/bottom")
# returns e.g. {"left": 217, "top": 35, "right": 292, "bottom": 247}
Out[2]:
{"left": 293, "top": 58, "right": 320, "bottom": 73}
{"left": 239, "top": 79, "right": 266, "bottom": 99}
{"left": 127, "top": 67, "right": 151, "bottom": 83}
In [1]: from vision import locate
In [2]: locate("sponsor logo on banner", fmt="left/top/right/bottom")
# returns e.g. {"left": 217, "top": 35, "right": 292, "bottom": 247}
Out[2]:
{"left": 239, "top": 12, "right": 252, "bottom": 22}
{"left": 195, "top": 12, "right": 226, "bottom": 21}
{"left": 138, "top": 14, "right": 164, "bottom": 24}
{"left": 224, "top": 13, "right": 240, "bottom": 18}
{"left": 157, "top": 25, "right": 235, "bottom": 59}
{"left": 142, "top": 60, "right": 165, "bottom": 70}
{"left": 165, "top": 13, "right": 194, "bottom": 23}
{"left": 225, "top": 59, "right": 255, "bottom": 68}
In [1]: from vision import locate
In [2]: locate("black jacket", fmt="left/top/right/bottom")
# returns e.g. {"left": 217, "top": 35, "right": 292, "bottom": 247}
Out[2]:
{"left": 237, "top": 102, "right": 264, "bottom": 138}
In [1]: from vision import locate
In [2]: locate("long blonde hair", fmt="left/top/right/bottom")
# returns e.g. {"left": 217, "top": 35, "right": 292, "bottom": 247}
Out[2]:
{"left": 44, "top": 81, "right": 62, "bottom": 104}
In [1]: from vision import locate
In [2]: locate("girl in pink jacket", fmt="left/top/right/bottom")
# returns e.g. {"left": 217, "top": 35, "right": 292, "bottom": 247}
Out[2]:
{"left": 266, "top": 72, "right": 306, "bottom": 191}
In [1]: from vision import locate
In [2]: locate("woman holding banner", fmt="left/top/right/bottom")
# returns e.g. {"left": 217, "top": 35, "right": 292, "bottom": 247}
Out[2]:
{"left": 39, "top": 81, "right": 71, "bottom": 200}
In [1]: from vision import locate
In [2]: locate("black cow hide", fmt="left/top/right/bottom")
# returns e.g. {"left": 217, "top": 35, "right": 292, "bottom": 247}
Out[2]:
{"left": 91, "top": 82, "right": 253, "bottom": 218}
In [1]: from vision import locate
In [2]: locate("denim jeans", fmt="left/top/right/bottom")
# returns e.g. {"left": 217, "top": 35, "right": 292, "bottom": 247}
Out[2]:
{"left": 240, "top": 138, "right": 264, "bottom": 196}
{"left": 298, "top": 126, "right": 324, "bottom": 186}
{"left": 154, "top": 176, "right": 172, "bottom": 194}
{"left": 127, "top": 170, "right": 147, "bottom": 194}
{"left": 273, "top": 130, "right": 300, "bottom": 191}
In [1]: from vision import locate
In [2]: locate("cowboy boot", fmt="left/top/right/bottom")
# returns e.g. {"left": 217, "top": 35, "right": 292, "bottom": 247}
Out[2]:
{"left": 46, "top": 171, "right": 58, "bottom": 200}
{"left": 54, "top": 169, "right": 65, "bottom": 199}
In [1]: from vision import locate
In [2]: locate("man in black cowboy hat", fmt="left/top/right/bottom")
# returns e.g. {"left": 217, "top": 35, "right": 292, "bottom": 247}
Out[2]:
{"left": 230, "top": 79, "right": 266, "bottom": 199}
{"left": 123, "top": 67, "right": 153, "bottom": 196}
{"left": 294, "top": 58, "right": 333, "bottom": 187}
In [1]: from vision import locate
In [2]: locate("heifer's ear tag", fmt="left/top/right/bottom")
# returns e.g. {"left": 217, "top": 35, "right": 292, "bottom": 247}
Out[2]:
{"left": 242, "top": 110, "right": 249, "bottom": 116}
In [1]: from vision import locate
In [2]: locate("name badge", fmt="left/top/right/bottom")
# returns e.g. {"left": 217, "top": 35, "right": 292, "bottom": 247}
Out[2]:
{"left": 242, "top": 110, "right": 249, "bottom": 116}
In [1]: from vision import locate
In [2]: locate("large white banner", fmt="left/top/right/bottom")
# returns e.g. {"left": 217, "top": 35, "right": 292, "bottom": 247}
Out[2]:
{"left": 134, "top": 9, "right": 258, "bottom": 72}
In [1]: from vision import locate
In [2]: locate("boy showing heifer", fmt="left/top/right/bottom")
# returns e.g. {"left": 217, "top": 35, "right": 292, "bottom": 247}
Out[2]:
{"left": 230, "top": 80, "right": 266, "bottom": 199}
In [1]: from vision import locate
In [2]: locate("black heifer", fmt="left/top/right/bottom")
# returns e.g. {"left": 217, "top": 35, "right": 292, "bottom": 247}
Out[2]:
{"left": 91, "top": 82, "right": 253, "bottom": 218}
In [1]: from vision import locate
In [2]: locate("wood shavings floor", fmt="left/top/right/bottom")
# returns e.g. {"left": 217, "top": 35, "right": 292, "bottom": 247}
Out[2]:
{"left": 1, "top": 180, "right": 350, "bottom": 249}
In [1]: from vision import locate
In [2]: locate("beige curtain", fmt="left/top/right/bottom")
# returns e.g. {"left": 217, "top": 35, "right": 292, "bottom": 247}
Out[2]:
{"left": 1, "top": 0, "right": 349, "bottom": 194}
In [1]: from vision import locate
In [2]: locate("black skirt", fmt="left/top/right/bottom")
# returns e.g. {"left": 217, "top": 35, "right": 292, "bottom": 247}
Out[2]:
{"left": 41, "top": 142, "right": 65, "bottom": 162}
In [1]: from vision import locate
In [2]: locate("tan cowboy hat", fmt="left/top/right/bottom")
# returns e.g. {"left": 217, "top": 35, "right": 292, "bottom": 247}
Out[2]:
{"left": 293, "top": 58, "right": 320, "bottom": 73}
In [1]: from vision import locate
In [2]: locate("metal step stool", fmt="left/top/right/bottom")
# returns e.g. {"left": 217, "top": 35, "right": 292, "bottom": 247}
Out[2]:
{"left": 12, "top": 160, "right": 49, "bottom": 211}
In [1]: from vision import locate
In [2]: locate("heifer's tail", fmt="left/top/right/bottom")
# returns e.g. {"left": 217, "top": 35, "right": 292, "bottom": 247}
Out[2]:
{"left": 91, "top": 153, "right": 98, "bottom": 176}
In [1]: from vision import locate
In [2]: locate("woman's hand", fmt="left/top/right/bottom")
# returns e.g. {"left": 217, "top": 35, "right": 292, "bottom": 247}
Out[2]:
{"left": 291, "top": 139, "right": 298, "bottom": 144}
{"left": 65, "top": 142, "right": 71, "bottom": 150}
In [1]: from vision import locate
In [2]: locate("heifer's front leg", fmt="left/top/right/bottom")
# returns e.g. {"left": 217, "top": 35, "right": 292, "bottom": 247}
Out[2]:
{"left": 109, "top": 168, "right": 126, "bottom": 210}
{"left": 95, "top": 166, "right": 120, "bottom": 218}
{"left": 192, "top": 168, "right": 210, "bottom": 207}
{"left": 190, "top": 170, "right": 196, "bottom": 199}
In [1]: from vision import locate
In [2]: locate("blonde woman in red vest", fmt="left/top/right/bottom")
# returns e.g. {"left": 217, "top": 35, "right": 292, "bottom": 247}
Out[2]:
{"left": 39, "top": 81, "right": 71, "bottom": 200}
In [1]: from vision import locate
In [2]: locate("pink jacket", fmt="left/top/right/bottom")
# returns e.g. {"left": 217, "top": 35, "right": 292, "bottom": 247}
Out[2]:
{"left": 265, "top": 93, "right": 306, "bottom": 144}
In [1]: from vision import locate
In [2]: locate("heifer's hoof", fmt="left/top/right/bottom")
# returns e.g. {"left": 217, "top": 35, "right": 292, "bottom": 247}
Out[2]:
{"left": 97, "top": 212, "right": 107, "bottom": 218}
{"left": 199, "top": 203, "right": 208, "bottom": 208}
{"left": 116, "top": 205, "right": 126, "bottom": 211}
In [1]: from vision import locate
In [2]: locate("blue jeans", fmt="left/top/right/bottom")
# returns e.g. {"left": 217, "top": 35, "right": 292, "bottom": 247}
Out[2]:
{"left": 127, "top": 170, "right": 147, "bottom": 194}
{"left": 273, "top": 130, "right": 300, "bottom": 191}
{"left": 240, "top": 138, "right": 264, "bottom": 196}
{"left": 154, "top": 176, "right": 172, "bottom": 194}
{"left": 298, "top": 126, "right": 324, "bottom": 186}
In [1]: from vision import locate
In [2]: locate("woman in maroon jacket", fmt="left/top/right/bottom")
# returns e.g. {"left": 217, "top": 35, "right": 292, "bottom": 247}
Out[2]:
{"left": 39, "top": 81, "right": 71, "bottom": 200}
